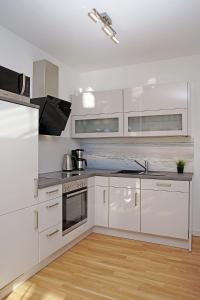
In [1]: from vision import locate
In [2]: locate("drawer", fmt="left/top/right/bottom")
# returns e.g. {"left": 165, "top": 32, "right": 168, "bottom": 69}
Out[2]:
{"left": 38, "top": 185, "right": 62, "bottom": 203}
{"left": 141, "top": 179, "right": 189, "bottom": 193}
{"left": 95, "top": 176, "right": 109, "bottom": 186}
{"left": 39, "top": 224, "right": 62, "bottom": 262}
{"left": 110, "top": 177, "right": 140, "bottom": 189}
{"left": 38, "top": 197, "right": 62, "bottom": 232}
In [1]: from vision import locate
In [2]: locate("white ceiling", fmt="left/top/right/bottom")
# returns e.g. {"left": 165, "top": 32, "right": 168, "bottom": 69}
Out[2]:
{"left": 0, "top": 0, "right": 200, "bottom": 71}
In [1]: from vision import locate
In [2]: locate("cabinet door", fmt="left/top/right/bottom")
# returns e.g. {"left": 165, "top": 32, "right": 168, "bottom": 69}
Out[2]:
{"left": 109, "top": 187, "right": 140, "bottom": 232}
{"left": 0, "top": 101, "right": 38, "bottom": 215}
{"left": 124, "top": 82, "right": 188, "bottom": 112}
{"left": 124, "top": 109, "right": 188, "bottom": 137}
{"left": 72, "top": 89, "right": 123, "bottom": 115}
{"left": 95, "top": 186, "right": 109, "bottom": 227}
{"left": 72, "top": 113, "right": 123, "bottom": 138}
{"left": 0, "top": 207, "right": 38, "bottom": 289}
{"left": 141, "top": 190, "right": 189, "bottom": 239}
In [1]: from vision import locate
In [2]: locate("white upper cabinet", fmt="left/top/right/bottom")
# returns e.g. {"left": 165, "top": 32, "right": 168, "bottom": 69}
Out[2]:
{"left": 124, "top": 82, "right": 188, "bottom": 112}
{"left": 72, "top": 89, "right": 123, "bottom": 116}
{"left": 124, "top": 109, "right": 188, "bottom": 137}
{"left": 124, "top": 82, "right": 189, "bottom": 137}
{"left": 71, "top": 89, "right": 124, "bottom": 138}
{"left": 72, "top": 113, "right": 123, "bottom": 138}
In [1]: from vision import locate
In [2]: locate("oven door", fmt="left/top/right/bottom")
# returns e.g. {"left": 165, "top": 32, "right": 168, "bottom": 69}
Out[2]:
{"left": 62, "top": 188, "right": 87, "bottom": 235}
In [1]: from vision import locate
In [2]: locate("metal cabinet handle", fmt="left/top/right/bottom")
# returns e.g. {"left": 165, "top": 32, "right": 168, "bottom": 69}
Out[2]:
{"left": 34, "top": 178, "right": 38, "bottom": 198}
{"left": 34, "top": 210, "right": 39, "bottom": 229}
{"left": 46, "top": 202, "right": 59, "bottom": 209}
{"left": 46, "top": 189, "right": 59, "bottom": 195}
{"left": 103, "top": 190, "right": 106, "bottom": 203}
{"left": 134, "top": 192, "right": 137, "bottom": 207}
{"left": 46, "top": 229, "right": 59, "bottom": 238}
{"left": 156, "top": 183, "right": 172, "bottom": 187}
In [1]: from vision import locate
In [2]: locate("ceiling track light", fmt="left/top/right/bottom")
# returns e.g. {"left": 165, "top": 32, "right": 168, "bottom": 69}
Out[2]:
{"left": 88, "top": 8, "right": 119, "bottom": 44}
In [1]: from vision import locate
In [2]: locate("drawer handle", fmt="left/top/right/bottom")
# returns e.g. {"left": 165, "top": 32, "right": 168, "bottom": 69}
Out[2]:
{"left": 46, "top": 202, "right": 59, "bottom": 209}
{"left": 34, "top": 210, "right": 39, "bottom": 230}
{"left": 34, "top": 178, "right": 38, "bottom": 198}
{"left": 156, "top": 183, "right": 172, "bottom": 187}
{"left": 46, "top": 189, "right": 59, "bottom": 195}
{"left": 46, "top": 229, "right": 59, "bottom": 238}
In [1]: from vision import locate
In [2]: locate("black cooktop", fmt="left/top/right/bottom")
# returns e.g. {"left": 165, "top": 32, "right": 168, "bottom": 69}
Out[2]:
{"left": 41, "top": 171, "right": 82, "bottom": 180}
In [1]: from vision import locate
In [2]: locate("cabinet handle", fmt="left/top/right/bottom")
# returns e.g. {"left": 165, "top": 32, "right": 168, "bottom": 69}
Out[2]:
{"left": 156, "top": 183, "right": 172, "bottom": 187}
{"left": 46, "top": 202, "right": 59, "bottom": 209}
{"left": 103, "top": 190, "right": 106, "bottom": 203}
{"left": 46, "top": 229, "right": 59, "bottom": 238}
{"left": 34, "top": 210, "right": 39, "bottom": 229}
{"left": 34, "top": 178, "right": 38, "bottom": 198}
{"left": 46, "top": 189, "right": 59, "bottom": 195}
{"left": 134, "top": 192, "right": 138, "bottom": 207}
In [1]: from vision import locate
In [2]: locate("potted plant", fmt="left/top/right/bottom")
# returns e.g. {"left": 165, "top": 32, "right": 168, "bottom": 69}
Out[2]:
{"left": 176, "top": 160, "right": 186, "bottom": 174}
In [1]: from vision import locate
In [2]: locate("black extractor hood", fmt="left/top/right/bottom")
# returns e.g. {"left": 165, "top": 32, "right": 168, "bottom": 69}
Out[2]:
{"left": 31, "top": 95, "right": 71, "bottom": 136}
{"left": 30, "top": 60, "right": 71, "bottom": 136}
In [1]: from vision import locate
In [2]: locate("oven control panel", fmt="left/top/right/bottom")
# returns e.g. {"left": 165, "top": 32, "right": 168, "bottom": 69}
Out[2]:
{"left": 62, "top": 178, "right": 87, "bottom": 193}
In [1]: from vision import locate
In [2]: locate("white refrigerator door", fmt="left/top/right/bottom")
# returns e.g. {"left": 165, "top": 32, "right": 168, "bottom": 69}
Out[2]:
{"left": 0, "top": 100, "right": 38, "bottom": 215}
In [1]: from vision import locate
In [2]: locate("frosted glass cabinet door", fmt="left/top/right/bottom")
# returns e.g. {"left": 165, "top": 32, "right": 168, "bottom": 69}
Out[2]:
{"left": 124, "top": 109, "right": 188, "bottom": 137}
{"left": 72, "top": 113, "right": 123, "bottom": 138}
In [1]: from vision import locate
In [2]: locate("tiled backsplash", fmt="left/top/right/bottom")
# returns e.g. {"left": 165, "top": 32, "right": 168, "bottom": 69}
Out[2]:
{"left": 81, "top": 139, "right": 193, "bottom": 172}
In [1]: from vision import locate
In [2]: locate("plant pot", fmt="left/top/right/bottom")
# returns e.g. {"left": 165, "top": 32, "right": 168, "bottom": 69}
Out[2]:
{"left": 177, "top": 166, "right": 184, "bottom": 174}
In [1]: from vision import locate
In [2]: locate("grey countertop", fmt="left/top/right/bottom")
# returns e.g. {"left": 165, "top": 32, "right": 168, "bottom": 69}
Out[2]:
{"left": 38, "top": 169, "right": 193, "bottom": 189}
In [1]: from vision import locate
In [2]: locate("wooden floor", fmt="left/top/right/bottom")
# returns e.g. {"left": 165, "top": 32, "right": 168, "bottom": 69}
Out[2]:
{"left": 5, "top": 234, "right": 200, "bottom": 300}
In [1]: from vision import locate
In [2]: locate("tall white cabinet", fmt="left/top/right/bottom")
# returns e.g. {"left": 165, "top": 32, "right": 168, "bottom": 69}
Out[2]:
{"left": 0, "top": 101, "right": 38, "bottom": 215}
{"left": 0, "top": 207, "right": 39, "bottom": 289}
{"left": 0, "top": 100, "right": 39, "bottom": 289}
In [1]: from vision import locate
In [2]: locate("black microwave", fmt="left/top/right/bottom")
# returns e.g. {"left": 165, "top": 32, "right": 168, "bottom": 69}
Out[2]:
{"left": 0, "top": 65, "right": 30, "bottom": 97}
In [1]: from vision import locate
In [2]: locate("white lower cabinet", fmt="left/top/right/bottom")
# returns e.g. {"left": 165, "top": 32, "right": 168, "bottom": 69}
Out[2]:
{"left": 0, "top": 207, "right": 38, "bottom": 289}
{"left": 109, "top": 187, "right": 140, "bottom": 232}
{"left": 39, "top": 223, "right": 62, "bottom": 262}
{"left": 95, "top": 185, "right": 109, "bottom": 227}
{"left": 141, "top": 189, "right": 189, "bottom": 239}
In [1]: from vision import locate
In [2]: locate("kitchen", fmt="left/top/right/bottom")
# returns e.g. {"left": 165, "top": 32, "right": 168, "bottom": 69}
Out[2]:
{"left": 0, "top": 0, "right": 200, "bottom": 299}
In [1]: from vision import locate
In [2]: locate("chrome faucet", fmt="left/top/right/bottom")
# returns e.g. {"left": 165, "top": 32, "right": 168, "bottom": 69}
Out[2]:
{"left": 134, "top": 160, "right": 149, "bottom": 174}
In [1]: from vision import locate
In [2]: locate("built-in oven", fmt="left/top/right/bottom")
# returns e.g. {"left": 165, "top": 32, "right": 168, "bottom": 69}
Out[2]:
{"left": 62, "top": 179, "right": 87, "bottom": 236}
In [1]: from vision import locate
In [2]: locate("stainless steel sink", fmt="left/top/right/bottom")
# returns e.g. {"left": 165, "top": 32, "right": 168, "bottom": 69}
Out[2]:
{"left": 115, "top": 170, "right": 144, "bottom": 174}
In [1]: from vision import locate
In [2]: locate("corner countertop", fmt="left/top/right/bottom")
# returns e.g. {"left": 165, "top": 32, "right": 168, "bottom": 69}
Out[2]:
{"left": 38, "top": 169, "right": 193, "bottom": 189}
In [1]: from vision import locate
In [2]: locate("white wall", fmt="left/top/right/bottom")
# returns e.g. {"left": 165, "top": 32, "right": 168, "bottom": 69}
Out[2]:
{"left": 80, "top": 55, "right": 200, "bottom": 235}
{"left": 0, "top": 25, "right": 80, "bottom": 172}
